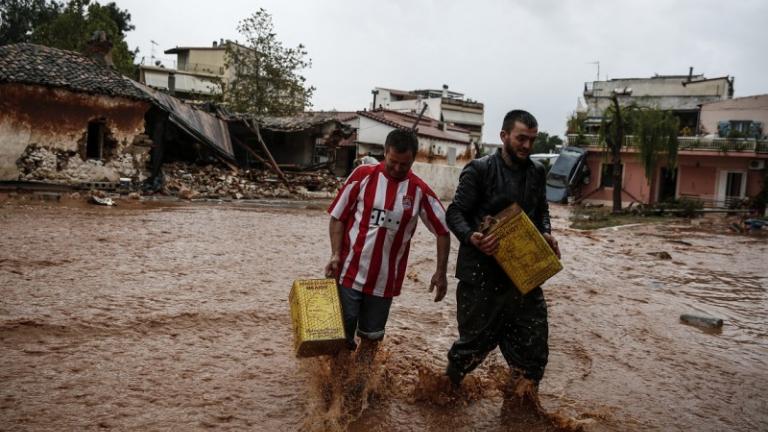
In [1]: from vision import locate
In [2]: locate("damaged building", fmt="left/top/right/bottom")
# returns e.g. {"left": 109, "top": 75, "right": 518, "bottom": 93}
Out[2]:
{"left": 0, "top": 42, "right": 353, "bottom": 199}
{"left": 0, "top": 42, "right": 245, "bottom": 189}
{"left": 0, "top": 43, "right": 153, "bottom": 184}
{"left": 235, "top": 111, "right": 357, "bottom": 177}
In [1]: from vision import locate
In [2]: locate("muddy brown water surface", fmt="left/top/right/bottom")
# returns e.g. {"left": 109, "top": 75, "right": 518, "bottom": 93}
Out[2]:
{"left": 1, "top": 199, "right": 766, "bottom": 431}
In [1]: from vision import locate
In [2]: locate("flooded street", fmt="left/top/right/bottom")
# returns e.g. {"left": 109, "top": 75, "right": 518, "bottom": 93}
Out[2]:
{"left": 1, "top": 199, "right": 766, "bottom": 431}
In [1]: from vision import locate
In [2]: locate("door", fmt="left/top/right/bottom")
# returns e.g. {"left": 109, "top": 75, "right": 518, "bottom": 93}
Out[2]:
{"left": 717, "top": 170, "right": 747, "bottom": 207}
{"left": 658, "top": 167, "right": 677, "bottom": 202}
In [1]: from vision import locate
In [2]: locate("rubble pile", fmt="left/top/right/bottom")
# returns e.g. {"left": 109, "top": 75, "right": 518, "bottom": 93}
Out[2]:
{"left": 16, "top": 141, "right": 150, "bottom": 184}
{"left": 161, "top": 162, "right": 343, "bottom": 200}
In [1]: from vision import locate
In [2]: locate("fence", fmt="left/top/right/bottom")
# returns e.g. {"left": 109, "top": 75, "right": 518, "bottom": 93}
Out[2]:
{"left": 567, "top": 134, "right": 768, "bottom": 153}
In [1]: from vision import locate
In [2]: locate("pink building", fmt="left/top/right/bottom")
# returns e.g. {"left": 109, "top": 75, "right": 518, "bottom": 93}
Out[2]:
{"left": 699, "top": 94, "right": 768, "bottom": 137}
{"left": 575, "top": 136, "right": 767, "bottom": 207}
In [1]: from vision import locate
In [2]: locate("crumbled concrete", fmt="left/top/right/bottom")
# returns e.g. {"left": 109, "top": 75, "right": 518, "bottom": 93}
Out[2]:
{"left": 16, "top": 142, "right": 150, "bottom": 184}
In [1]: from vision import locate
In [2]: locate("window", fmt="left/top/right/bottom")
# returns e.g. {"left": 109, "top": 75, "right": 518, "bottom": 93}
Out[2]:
{"left": 600, "top": 163, "right": 623, "bottom": 188}
{"left": 313, "top": 139, "right": 330, "bottom": 164}
{"left": 730, "top": 121, "right": 752, "bottom": 133}
{"left": 86, "top": 120, "right": 105, "bottom": 159}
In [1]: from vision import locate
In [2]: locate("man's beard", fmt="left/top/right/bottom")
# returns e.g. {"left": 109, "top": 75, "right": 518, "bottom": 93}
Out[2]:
{"left": 502, "top": 142, "right": 528, "bottom": 164}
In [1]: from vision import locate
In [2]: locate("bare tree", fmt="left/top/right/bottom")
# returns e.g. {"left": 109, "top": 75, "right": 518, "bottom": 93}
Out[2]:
{"left": 223, "top": 8, "right": 315, "bottom": 116}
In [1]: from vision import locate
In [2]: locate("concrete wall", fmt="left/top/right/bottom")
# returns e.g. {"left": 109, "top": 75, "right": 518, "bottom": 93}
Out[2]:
{"left": 141, "top": 67, "right": 221, "bottom": 95}
{"left": 0, "top": 83, "right": 150, "bottom": 181}
{"left": 357, "top": 116, "right": 394, "bottom": 148}
{"left": 582, "top": 152, "right": 652, "bottom": 205}
{"left": 411, "top": 161, "right": 462, "bottom": 201}
{"left": 184, "top": 48, "right": 226, "bottom": 74}
{"left": 700, "top": 94, "right": 768, "bottom": 136}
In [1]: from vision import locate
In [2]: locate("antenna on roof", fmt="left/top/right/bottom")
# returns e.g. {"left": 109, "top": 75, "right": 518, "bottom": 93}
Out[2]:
{"left": 150, "top": 40, "right": 158, "bottom": 63}
{"left": 411, "top": 104, "right": 428, "bottom": 132}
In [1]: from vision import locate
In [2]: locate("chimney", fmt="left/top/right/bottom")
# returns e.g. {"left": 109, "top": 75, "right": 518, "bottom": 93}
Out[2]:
{"left": 371, "top": 89, "right": 379, "bottom": 110}
{"left": 85, "top": 31, "right": 114, "bottom": 68}
{"left": 168, "top": 72, "right": 176, "bottom": 96}
{"left": 687, "top": 66, "right": 693, "bottom": 82}
{"left": 442, "top": 84, "right": 449, "bottom": 98}
{"left": 728, "top": 76, "right": 735, "bottom": 98}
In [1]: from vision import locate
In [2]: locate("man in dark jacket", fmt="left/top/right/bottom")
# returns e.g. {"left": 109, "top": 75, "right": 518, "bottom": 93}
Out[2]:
{"left": 445, "top": 110, "right": 560, "bottom": 393}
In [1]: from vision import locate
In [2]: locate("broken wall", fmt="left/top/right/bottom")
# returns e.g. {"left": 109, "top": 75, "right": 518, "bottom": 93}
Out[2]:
{"left": 0, "top": 83, "right": 151, "bottom": 182}
{"left": 261, "top": 129, "right": 315, "bottom": 167}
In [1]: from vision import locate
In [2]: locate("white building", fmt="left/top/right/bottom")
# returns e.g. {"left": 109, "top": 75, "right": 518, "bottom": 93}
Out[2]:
{"left": 139, "top": 41, "right": 231, "bottom": 100}
{"left": 342, "top": 109, "right": 473, "bottom": 200}
{"left": 371, "top": 85, "right": 484, "bottom": 144}
{"left": 582, "top": 69, "right": 733, "bottom": 132}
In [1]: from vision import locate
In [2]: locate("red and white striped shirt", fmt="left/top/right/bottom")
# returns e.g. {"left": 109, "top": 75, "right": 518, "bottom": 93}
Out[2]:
{"left": 328, "top": 162, "right": 449, "bottom": 298}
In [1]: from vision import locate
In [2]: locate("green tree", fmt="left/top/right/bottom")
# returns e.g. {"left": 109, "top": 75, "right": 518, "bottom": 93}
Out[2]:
{"left": 224, "top": 8, "right": 315, "bottom": 115}
{"left": 0, "top": 0, "right": 61, "bottom": 44}
{"left": 632, "top": 108, "right": 679, "bottom": 183}
{"left": 599, "top": 96, "right": 679, "bottom": 213}
{"left": 533, "top": 132, "right": 562, "bottom": 154}
{"left": 598, "top": 95, "right": 628, "bottom": 213}
{"left": 31, "top": 0, "right": 137, "bottom": 76}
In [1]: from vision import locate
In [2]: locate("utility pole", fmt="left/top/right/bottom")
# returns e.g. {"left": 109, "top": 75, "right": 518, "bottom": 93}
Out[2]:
{"left": 150, "top": 40, "right": 158, "bottom": 64}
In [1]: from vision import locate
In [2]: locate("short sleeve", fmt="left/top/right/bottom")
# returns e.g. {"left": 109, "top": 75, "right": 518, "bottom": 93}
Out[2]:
{"left": 418, "top": 184, "right": 450, "bottom": 236}
{"left": 327, "top": 165, "right": 367, "bottom": 222}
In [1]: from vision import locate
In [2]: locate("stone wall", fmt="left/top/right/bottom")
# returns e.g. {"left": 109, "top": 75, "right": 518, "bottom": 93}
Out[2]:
{"left": 16, "top": 137, "right": 152, "bottom": 183}
{"left": 0, "top": 83, "right": 151, "bottom": 181}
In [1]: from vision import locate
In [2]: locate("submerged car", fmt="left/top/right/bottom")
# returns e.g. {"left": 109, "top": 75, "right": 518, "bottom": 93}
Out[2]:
{"left": 545, "top": 146, "right": 589, "bottom": 203}
{"left": 530, "top": 153, "right": 559, "bottom": 168}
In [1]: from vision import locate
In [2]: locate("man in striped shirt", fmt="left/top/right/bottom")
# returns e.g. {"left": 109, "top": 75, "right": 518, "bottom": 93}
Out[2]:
{"left": 324, "top": 129, "right": 450, "bottom": 356}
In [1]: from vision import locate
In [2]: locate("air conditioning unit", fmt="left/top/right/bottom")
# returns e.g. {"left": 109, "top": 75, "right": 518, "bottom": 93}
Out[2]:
{"left": 748, "top": 160, "right": 766, "bottom": 170}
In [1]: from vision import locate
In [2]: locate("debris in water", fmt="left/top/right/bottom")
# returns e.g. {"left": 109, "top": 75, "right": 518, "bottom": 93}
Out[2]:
{"left": 680, "top": 314, "right": 724, "bottom": 329}
{"left": 647, "top": 251, "right": 672, "bottom": 260}
{"left": 90, "top": 196, "right": 116, "bottom": 206}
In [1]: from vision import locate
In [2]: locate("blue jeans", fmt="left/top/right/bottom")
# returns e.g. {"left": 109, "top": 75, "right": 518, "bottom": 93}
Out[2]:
{"left": 338, "top": 286, "right": 393, "bottom": 349}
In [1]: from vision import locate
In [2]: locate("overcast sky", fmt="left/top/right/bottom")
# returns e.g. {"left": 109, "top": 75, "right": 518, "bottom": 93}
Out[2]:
{"left": 121, "top": 0, "right": 768, "bottom": 142}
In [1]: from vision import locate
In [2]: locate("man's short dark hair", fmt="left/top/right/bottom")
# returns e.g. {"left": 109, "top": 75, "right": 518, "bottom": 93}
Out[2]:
{"left": 502, "top": 110, "right": 538, "bottom": 132}
{"left": 385, "top": 129, "right": 419, "bottom": 155}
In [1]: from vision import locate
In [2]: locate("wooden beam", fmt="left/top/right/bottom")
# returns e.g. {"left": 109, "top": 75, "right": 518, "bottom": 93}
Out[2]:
{"left": 243, "top": 119, "right": 291, "bottom": 188}
{"left": 231, "top": 135, "right": 271, "bottom": 166}
{"left": 213, "top": 153, "right": 240, "bottom": 172}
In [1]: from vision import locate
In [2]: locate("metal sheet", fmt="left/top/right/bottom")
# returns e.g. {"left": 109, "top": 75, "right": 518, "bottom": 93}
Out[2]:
{"left": 131, "top": 81, "right": 234, "bottom": 160}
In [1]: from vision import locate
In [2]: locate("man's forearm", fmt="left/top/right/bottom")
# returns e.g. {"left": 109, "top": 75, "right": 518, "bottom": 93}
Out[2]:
{"left": 436, "top": 234, "right": 450, "bottom": 272}
{"left": 329, "top": 217, "right": 345, "bottom": 258}
{"left": 445, "top": 204, "right": 475, "bottom": 245}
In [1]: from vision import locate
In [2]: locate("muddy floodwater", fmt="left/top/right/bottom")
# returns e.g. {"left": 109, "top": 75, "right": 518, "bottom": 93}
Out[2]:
{"left": 1, "top": 199, "right": 766, "bottom": 431}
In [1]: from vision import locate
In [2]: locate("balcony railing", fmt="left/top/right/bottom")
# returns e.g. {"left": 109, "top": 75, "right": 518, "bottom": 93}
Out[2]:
{"left": 178, "top": 62, "right": 225, "bottom": 76}
{"left": 567, "top": 134, "right": 768, "bottom": 153}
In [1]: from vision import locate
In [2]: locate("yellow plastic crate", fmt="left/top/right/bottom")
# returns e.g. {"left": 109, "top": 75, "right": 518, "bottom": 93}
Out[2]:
{"left": 289, "top": 278, "right": 347, "bottom": 358}
{"left": 484, "top": 203, "right": 563, "bottom": 294}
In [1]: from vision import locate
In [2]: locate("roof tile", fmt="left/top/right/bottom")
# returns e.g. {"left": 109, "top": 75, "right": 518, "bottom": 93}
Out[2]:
{"left": 0, "top": 43, "right": 149, "bottom": 100}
